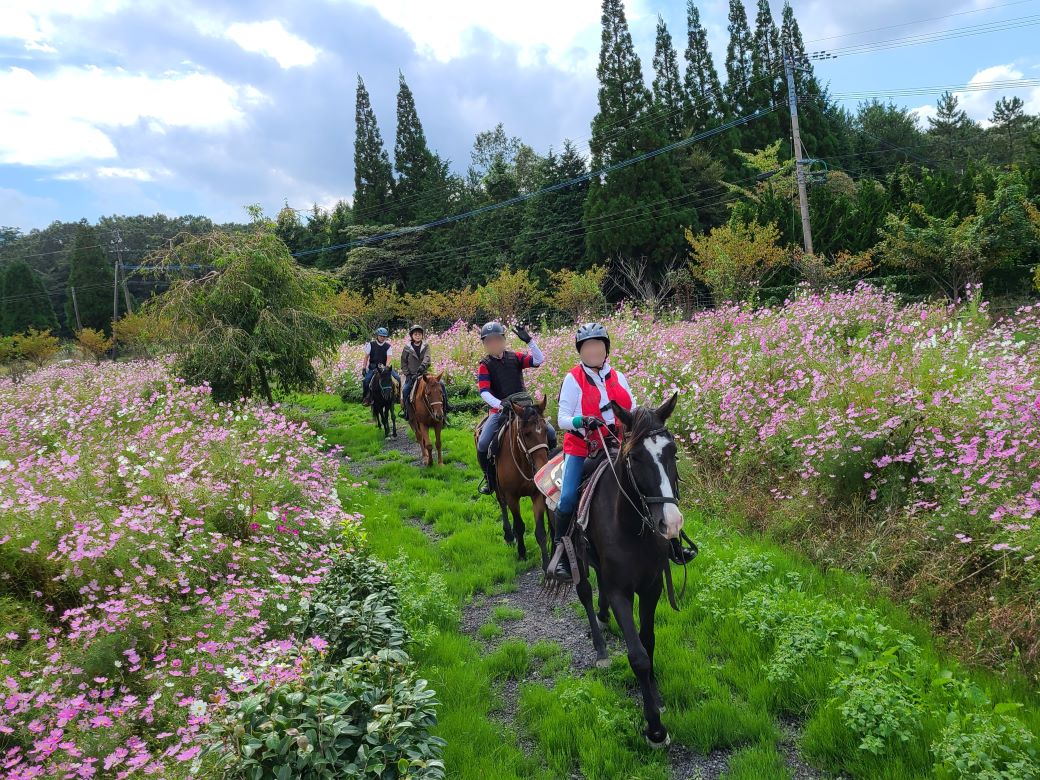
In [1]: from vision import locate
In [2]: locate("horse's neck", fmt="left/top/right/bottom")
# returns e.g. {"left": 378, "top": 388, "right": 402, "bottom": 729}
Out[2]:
{"left": 597, "top": 456, "right": 647, "bottom": 539}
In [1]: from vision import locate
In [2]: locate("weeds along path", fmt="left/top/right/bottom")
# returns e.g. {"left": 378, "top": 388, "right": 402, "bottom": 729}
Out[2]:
{"left": 299, "top": 395, "right": 1040, "bottom": 780}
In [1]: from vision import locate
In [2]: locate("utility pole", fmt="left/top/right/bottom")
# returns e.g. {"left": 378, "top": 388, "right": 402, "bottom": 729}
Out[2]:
{"left": 112, "top": 258, "right": 120, "bottom": 358}
{"left": 70, "top": 286, "right": 82, "bottom": 331}
{"left": 783, "top": 45, "right": 814, "bottom": 256}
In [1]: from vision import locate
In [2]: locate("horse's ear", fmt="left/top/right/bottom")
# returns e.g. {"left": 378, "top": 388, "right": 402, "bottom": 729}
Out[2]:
{"left": 432, "top": 372, "right": 443, "bottom": 382}
{"left": 511, "top": 402, "right": 524, "bottom": 416}
{"left": 655, "top": 392, "right": 679, "bottom": 422}
{"left": 537, "top": 394, "right": 547, "bottom": 413}
{"left": 611, "top": 400, "right": 633, "bottom": 428}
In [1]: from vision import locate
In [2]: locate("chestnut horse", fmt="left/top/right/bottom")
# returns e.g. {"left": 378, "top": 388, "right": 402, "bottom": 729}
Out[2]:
{"left": 408, "top": 372, "right": 446, "bottom": 466}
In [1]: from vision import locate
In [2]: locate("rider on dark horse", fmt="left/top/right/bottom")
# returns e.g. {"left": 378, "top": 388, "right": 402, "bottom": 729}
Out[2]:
{"left": 553, "top": 323, "right": 696, "bottom": 579}
{"left": 476, "top": 321, "right": 557, "bottom": 495}
{"left": 361, "top": 327, "right": 400, "bottom": 405}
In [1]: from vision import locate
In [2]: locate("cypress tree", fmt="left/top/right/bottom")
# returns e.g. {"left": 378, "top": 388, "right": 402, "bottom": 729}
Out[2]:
{"left": 393, "top": 72, "right": 436, "bottom": 224}
{"left": 652, "top": 15, "right": 686, "bottom": 141}
{"left": 723, "top": 0, "right": 754, "bottom": 117}
{"left": 64, "top": 224, "right": 114, "bottom": 334}
{"left": 584, "top": 0, "right": 697, "bottom": 270}
{"left": 1, "top": 260, "right": 58, "bottom": 335}
{"left": 353, "top": 76, "right": 395, "bottom": 226}
{"left": 683, "top": 1, "right": 724, "bottom": 134}
{"left": 747, "top": 0, "right": 783, "bottom": 146}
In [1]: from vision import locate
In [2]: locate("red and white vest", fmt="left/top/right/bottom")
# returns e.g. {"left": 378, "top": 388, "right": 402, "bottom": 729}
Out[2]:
{"left": 562, "top": 364, "right": 633, "bottom": 457}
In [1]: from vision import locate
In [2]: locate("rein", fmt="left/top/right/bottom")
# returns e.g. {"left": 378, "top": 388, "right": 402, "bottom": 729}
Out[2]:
{"left": 509, "top": 408, "right": 548, "bottom": 481}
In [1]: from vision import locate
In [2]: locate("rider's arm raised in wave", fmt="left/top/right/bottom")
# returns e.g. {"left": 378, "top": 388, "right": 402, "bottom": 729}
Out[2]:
{"left": 525, "top": 340, "right": 544, "bottom": 367}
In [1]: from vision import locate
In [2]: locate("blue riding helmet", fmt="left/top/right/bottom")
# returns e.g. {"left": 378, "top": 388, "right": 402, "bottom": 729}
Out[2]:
{"left": 375, "top": 327, "right": 389, "bottom": 337}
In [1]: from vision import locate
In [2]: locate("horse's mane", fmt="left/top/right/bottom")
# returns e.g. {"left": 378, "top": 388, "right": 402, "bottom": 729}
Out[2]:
{"left": 622, "top": 406, "right": 661, "bottom": 457}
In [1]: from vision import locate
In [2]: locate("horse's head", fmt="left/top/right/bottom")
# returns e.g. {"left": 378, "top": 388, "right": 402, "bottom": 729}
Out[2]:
{"left": 511, "top": 394, "right": 551, "bottom": 469}
{"left": 611, "top": 393, "right": 683, "bottom": 540}
{"left": 422, "top": 372, "right": 446, "bottom": 422}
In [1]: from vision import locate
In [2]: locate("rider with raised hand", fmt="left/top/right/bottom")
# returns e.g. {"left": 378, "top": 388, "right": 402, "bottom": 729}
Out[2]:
{"left": 476, "top": 321, "right": 557, "bottom": 495}
{"left": 360, "top": 327, "right": 398, "bottom": 405}
{"left": 553, "top": 323, "right": 695, "bottom": 580}
{"left": 400, "top": 324, "right": 431, "bottom": 421}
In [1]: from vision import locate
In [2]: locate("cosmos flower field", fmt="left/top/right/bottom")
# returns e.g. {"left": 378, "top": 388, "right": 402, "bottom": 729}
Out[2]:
{"left": 0, "top": 361, "right": 355, "bottom": 778}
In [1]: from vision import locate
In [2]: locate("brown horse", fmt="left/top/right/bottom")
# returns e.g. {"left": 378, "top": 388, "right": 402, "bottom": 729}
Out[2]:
{"left": 478, "top": 396, "right": 553, "bottom": 569}
{"left": 408, "top": 372, "right": 446, "bottom": 466}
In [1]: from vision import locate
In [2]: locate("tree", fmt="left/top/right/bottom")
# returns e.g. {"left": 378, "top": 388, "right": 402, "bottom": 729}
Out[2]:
{"left": 515, "top": 141, "right": 590, "bottom": 279}
{"left": 1, "top": 260, "right": 58, "bottom": 335}
{"left": 853, "top": 100, "right": 924, "bottom": 175}
{"left": 477, "top": 267, "right": 543, "bottom": 323}
{"left": 64, "top": 224, "right": 114, "bottom": 334}
{"left": 353, "top": 76, "right": 395, "bottom": 226}
{"left": 13, "top": 327, "right": 60, "bottom": 369}
{"left": 76, "top": 327, "right": 113, "bottom": 363}
{"left": 549, "top": 265, "right": 609, "bottom": 322}
{"left": 153, "top": 231, "right": 339, "bottom": 405}
{"left": 683, "top": 1, "right": 724, "bottom": 134}
{"left": 747, "top": 0, "right": 783, "bottom": 148}
{"left": 652, "top": 15, "right": 686, "bottom": 141}
{"left": 723, "top": 0, "right": 754, "bottom": 117}
{"left": 990, "top": 96, "right": 1028, "bottom": 165}
{"left": 927, "top": 91, "right": 979, "bottom": 168}
{"left": 686, "top": 219, "right": 786, "bottom": 302}
{"left": 584, "top": 0, "right": 697, "bottom": 271}
{"left": 394, "top": 72, "right": 436, "bottom": 224}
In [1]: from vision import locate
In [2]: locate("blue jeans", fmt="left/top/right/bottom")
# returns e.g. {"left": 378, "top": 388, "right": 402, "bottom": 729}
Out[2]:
{"left": 557, "top": 453, "right": 585, "bottom": 516}
{"left": 477, "top": 411, "right": 557, "bottom": 453}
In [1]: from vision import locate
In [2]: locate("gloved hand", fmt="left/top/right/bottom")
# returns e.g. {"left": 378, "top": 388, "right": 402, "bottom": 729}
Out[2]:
{"left": 512, "top": 324, "right": 532, "bottom": 344}
{"left": 585, "top": 417, "right": 605, "bottom": 432}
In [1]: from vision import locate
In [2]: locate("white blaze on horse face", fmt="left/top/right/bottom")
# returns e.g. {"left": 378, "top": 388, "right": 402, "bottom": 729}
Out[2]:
{"left": 644, "top": 435, "right": 684, "bottom": 540}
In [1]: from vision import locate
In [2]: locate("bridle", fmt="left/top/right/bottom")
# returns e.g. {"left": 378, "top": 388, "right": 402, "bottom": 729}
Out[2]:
{"left": 418, "top": 375, "right": 444, "bottom": 422}
{"left": 375, "top": 367, "right": 394, "bottom": 402}
{"left": 509, "top": 406, "right": 549, "bottom": 481}
{"left": 603, "top": 425, "right": 680, "bottom": 539}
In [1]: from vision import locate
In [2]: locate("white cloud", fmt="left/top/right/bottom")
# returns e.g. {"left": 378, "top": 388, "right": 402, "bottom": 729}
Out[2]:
{"left": 912, "top": 63, "right": 1040, "bottom": 126}
{"left": 0, "top": 0, "right": 132, "bottom": 51}
{"left": 225, "top": 20, "right": 320, "bottom": 68}
{"left": 345, "top": 0, "right": 646, "bottom": 69}
{"left": 54, "top": 166, "right": 167, "bottom": 181}
{"left": 0, "top": 65, "right": 265, "bottom": 167}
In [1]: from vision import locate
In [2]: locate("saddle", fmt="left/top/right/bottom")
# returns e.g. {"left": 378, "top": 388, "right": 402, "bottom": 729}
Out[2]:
{"left": 477, "top": 392, "right": 535, "bottom": 463}
{"left": 534, "top": 448, "right": 614, "bottom": 530}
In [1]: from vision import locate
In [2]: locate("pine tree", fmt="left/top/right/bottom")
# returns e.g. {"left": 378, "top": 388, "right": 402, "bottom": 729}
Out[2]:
{"left": 723, "top": 0, "right": 754, "bottom": 117}
{"left": 353, "top": 76, "right": 394, "bottom": 226}
{"left": 64, "top": 224, "right": 114, "bottom": 334}
{"left": 394, "top": 72, "right": 436, "bottom": 224}
{"left": 1, "top": 260, "right": 58, "bottom": 335}
{"left": 584, "top": 0, "right": 698, "bottom": 270}
{"left": 927, "top": 91, "right": 979, "bottom": 167}
{"left": 990, "top": 96, "right": 1027, "bottom": 165}
{"left": 652, "top": 15, "right": 686, "bottom": 141}
{"left": 683, "top": 1, "right": 724, "bottom": 134}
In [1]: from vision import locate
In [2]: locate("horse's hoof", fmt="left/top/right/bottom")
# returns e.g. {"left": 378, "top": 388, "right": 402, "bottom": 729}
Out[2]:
{"left": 595, "top": 655, "right": 611, "bottom": 669}
{"left": 645, "top": 732, "right": 670, "bottom": 750}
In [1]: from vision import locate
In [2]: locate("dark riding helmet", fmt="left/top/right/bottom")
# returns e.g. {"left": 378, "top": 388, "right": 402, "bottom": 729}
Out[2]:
{"left": 575, "top": 322, "right": 610, "bottom": 354}
{"left": 374, "top": 327, "right": 389, "bottom": 338}
{"left": 480, "top": 321, "right": 507, "bottom": 341}
{"left": 409, "top": 324, "right": 425, "bottom": 336}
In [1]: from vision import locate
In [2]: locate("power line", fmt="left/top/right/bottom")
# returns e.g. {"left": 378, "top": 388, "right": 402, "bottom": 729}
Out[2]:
{"left": 292, "top": 104, "right": 782, "bottom": 260}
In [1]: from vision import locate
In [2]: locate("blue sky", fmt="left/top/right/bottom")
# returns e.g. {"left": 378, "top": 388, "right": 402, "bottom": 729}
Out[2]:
{"left": 2, "top": 0, "right": 1038, "bottom": 232}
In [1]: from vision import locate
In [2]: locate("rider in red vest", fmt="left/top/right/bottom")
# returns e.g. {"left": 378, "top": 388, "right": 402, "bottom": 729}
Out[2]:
{"left": 552, "top": 323, "right": 695, "bottom": 580}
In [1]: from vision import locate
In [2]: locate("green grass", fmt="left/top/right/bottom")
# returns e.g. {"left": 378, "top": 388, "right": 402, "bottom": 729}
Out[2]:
{"left": 299, "top": 394, "right": 1040, "bottom": 780}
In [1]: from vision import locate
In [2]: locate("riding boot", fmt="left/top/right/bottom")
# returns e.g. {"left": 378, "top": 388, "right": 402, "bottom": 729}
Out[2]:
{"left": 401, "top": 400, "right": 409, "bottom": 421}
{"left": 668, "top": 537, "right": 698, "bottom": 565}
{"left": 552, "top": 511, "right": 574, "bottom": 579}
{"left": 477, "top": 451, "right": 494, "bottom": 495}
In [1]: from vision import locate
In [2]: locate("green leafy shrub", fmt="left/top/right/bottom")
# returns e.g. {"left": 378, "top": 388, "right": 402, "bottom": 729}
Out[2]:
{"left": 304, "top": 552, "right": 406, "bottom": 662}
{"left": 934, "top": 706, "right": 1040, "bottom": 780}
{"left": 206, "top": 649, "right": 445, "bottom": 779}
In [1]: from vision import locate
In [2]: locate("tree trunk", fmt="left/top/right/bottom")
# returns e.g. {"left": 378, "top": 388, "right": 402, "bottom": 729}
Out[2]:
{"left": 257, "top": 361, "right": 274, "bottom": 406}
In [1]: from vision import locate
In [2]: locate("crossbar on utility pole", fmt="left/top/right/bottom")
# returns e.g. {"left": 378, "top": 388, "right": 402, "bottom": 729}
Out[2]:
{"left": 783, "top": 46, "right": 814, "bottom": 256}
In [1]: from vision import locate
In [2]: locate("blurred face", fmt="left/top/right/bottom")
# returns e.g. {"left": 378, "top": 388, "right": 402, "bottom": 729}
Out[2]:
{"left": 483, "top": 334, "right": 506, "bottom": 357}
{"left": 376, "top": 335, "right": 387, "bottom": 344}
{"left": 579, "top": 339, "right": 607, "bottom": 368}
{"left": 411, "top": 331, "right": 423, "bottom": 344}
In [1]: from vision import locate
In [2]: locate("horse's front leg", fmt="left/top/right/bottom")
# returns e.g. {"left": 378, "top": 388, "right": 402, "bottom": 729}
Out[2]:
{"left": 497, "top": 490, "right": 513, "bottom": 544}
{"left": 607, "top": 588, "right": 668, "bottom": 747}
{"left": 507, "top": 495, "right": 526, "bottom": 561}
{"left": 577, "top": 567, "right": 609, "bottom": 667}
{"left": 390, "top": 404, "right": 397, "bottom": 438}
{"left": 639, "top": 575, "right": 665, "bottom": 714}
{"left": 532, "top": 494, "right": 549, "bottom": 572}
{"left": 434, "top": 424, "right": 443, "bottom": 465}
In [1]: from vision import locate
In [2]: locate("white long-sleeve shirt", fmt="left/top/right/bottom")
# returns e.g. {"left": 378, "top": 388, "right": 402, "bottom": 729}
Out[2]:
{"left": 557, "top": 362, "right": 635, "bottom": 432}
{"left": 479, "top": 341, "right": 544, "bottom": 410}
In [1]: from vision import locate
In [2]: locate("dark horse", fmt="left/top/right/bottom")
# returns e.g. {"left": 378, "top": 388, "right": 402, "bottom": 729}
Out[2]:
{"left": 408, "top": 372, "right": 446, "bottom": 466}
{"left": 476, "top": 396, "right": 553, "bottom": 569}
{"left": 370, "top": 364, "right": 399, "bottom": 438}
{"left": 571, "top": 394, "right": 684, "bottom": 748}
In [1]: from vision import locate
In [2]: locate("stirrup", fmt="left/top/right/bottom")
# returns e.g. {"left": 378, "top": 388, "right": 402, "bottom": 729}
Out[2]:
{"left": 478, "top": 479, "right": 493, "bottom": 495}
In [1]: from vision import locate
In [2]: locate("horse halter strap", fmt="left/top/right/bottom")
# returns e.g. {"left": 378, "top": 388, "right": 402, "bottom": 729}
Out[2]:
{"left": 419, "top": 376, "right": 444, "bottom": 417}
{"left": 511, "top": 409, "right": 548, "bottom": 481}
{"left": 606, "top": 426, "right": 678, "bottom": 537}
